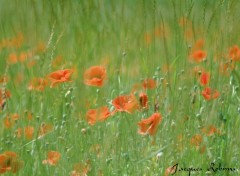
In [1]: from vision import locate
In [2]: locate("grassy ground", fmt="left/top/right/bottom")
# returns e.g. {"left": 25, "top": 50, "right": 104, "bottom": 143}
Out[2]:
{"left": 0, "top": 0, "right": 240, "bottom": 175}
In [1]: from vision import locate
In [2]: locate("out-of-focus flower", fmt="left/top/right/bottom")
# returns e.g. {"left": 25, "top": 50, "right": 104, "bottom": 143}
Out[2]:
{"left": 142, "top": 79, "right": 156, "bottom": 89}
{"left": 138, "top": 113, "right": 162, "bottom": 135}
{"left": 202, "top": 87, "right": 220, "bottom": 100}
{"left": 86, "top": 106, "right": 111, "bottom": 125}
{"left": 0, "top": 151, "right": 24, "bottom": 174}
{"left": 84, "top": 66, "right": 106, "bottom": 87}
{"left": 48, "top": 69, "right": 73, "bottom": 87}
{"left": 112, "top": 94, "right": 139, "bottom": 114}
{"left": 42, "top": 151, "right": 61, "bottom": 166}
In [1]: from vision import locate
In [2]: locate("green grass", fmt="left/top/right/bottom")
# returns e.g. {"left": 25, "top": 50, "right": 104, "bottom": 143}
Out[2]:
{"left": 0, "top": 0, "right": 240, "bottom": 175}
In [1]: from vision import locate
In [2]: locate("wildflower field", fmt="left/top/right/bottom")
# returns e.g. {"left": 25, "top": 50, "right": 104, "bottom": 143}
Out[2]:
{"left": 1, "top": 0, "right": 240, "bottom": 175}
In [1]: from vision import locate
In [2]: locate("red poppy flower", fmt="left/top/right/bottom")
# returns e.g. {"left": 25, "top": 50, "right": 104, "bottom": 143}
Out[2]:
{"left": 190, "top": 50, "right": 207, "bottom": 62}
{"left": 19, "top": 51, "right": 32, "bottom": 62}
{"left": 26, "top": 111, "right": 33, "bottom": 121}
{"left": 4, "top": 113, "right": 19, "bottom": 129}
{"left": 139, "top": 92, "right": 148, "bottom": 109}
{"left": 0, "top": 151, "right": 23, "bottom": 174}
{"left": 84, "top": 66, "right": 106, "bottom": 87}
{"left": 24, "top": 126, "right": 34, "bottom": 140}
{"left": 7, "top": 53, "right": 18, "bottom": 64}
{"left": 48, "top": 69, "right": 73, "bottom": 87}
{"left": 112, "top": 94, "right": 139, "bottom": 114}
{"left": 142, "top": 79, "right": 156, "bottom": 89}
{"left": 229, "top": 45, "right": 240, "bottom": 61}
{"left": 42, "top": 151, "right": 61, "bottom": 166}
{"left": 202, "top": 87, "right": 220, "bottom": 100}
{"left": 86, "top": 106, "right": 111, "bottom": 125}
{"left": 199, "top": 71, "right": 210, "bottom": 86}
{"left": 201, "top": 125, "right": 220, "bottom": 136}
{"left": 138, "top": 113, "right": 162, "bottom": 135}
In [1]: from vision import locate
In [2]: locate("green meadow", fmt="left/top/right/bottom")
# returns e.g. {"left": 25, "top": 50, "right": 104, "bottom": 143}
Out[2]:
{"left": 0, "top": 0, "right": 240, "bottom": 175}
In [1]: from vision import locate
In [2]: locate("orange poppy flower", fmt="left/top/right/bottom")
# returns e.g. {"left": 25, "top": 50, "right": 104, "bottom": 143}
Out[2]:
{"left": 202, "top": 87, "right": 220, "bottom": 100}
{"left": 86, "top": 106, "right": 111, "bottom": 125}
{"left": 84, "top": 66, "right": 106, "bottom": 87}
{"left": 7, "top": 53, "right": 18, "bottom": 64}
{"left": 11, "top": 113, "right": 19, "bottom": 120}
{"left": 26, "top": 111, "right": 33, "bottom": 121}
{"left": 4, "top": 113, "right": 19, "bottom": 129}
{"left": 4, "top": 117, "right": 12, "bottom": 128}
{"left": 199, "top": 71, "right": 210, "bottom": 86}
{"left": 190, "top": 134, "right": 202, "bottom": 147}
{"left": 229, "top": 45, "right": 240, "bottom": 61}
{"left": 7, "top": 51, "right": 33, "bottom": 64}
{"left": 112, "top": 94, "right": 139, "bottom": 114}
{"left": 139, "top": 92, "right": 148, "bottom": 109}
{"left": 138, "top": 113, "right": 162, "bottom": 135}
{"left": 42, "top": 151, "right": 61, "bottom": 166}
{"left": 28, "top": 77, "right": 48, "bottom": 91}
{"left": 48, "top": 69, "right": 73, "bottom": 87}
{"left": 0, "top": 151, "right": 23, "bottom": 174}
{"left": 18, "top": 52, "right": 31, "bottom": 62}
{"left": 24, "top": 126, "right": 34, "bottom": 140}
{"left": 190, "top": 50, "right": 207, "bottom": 62}
{"left": 7, "top": 51, "right": 31, "bottom": 64}
{"left": 20, "top": 52, "right": 32, "bottom": 63}
{"left": 201, "top": 125, "right": 220, "bottom": 136}
{"left": 142, "top": 79, "right": 156, "bottom": 89}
